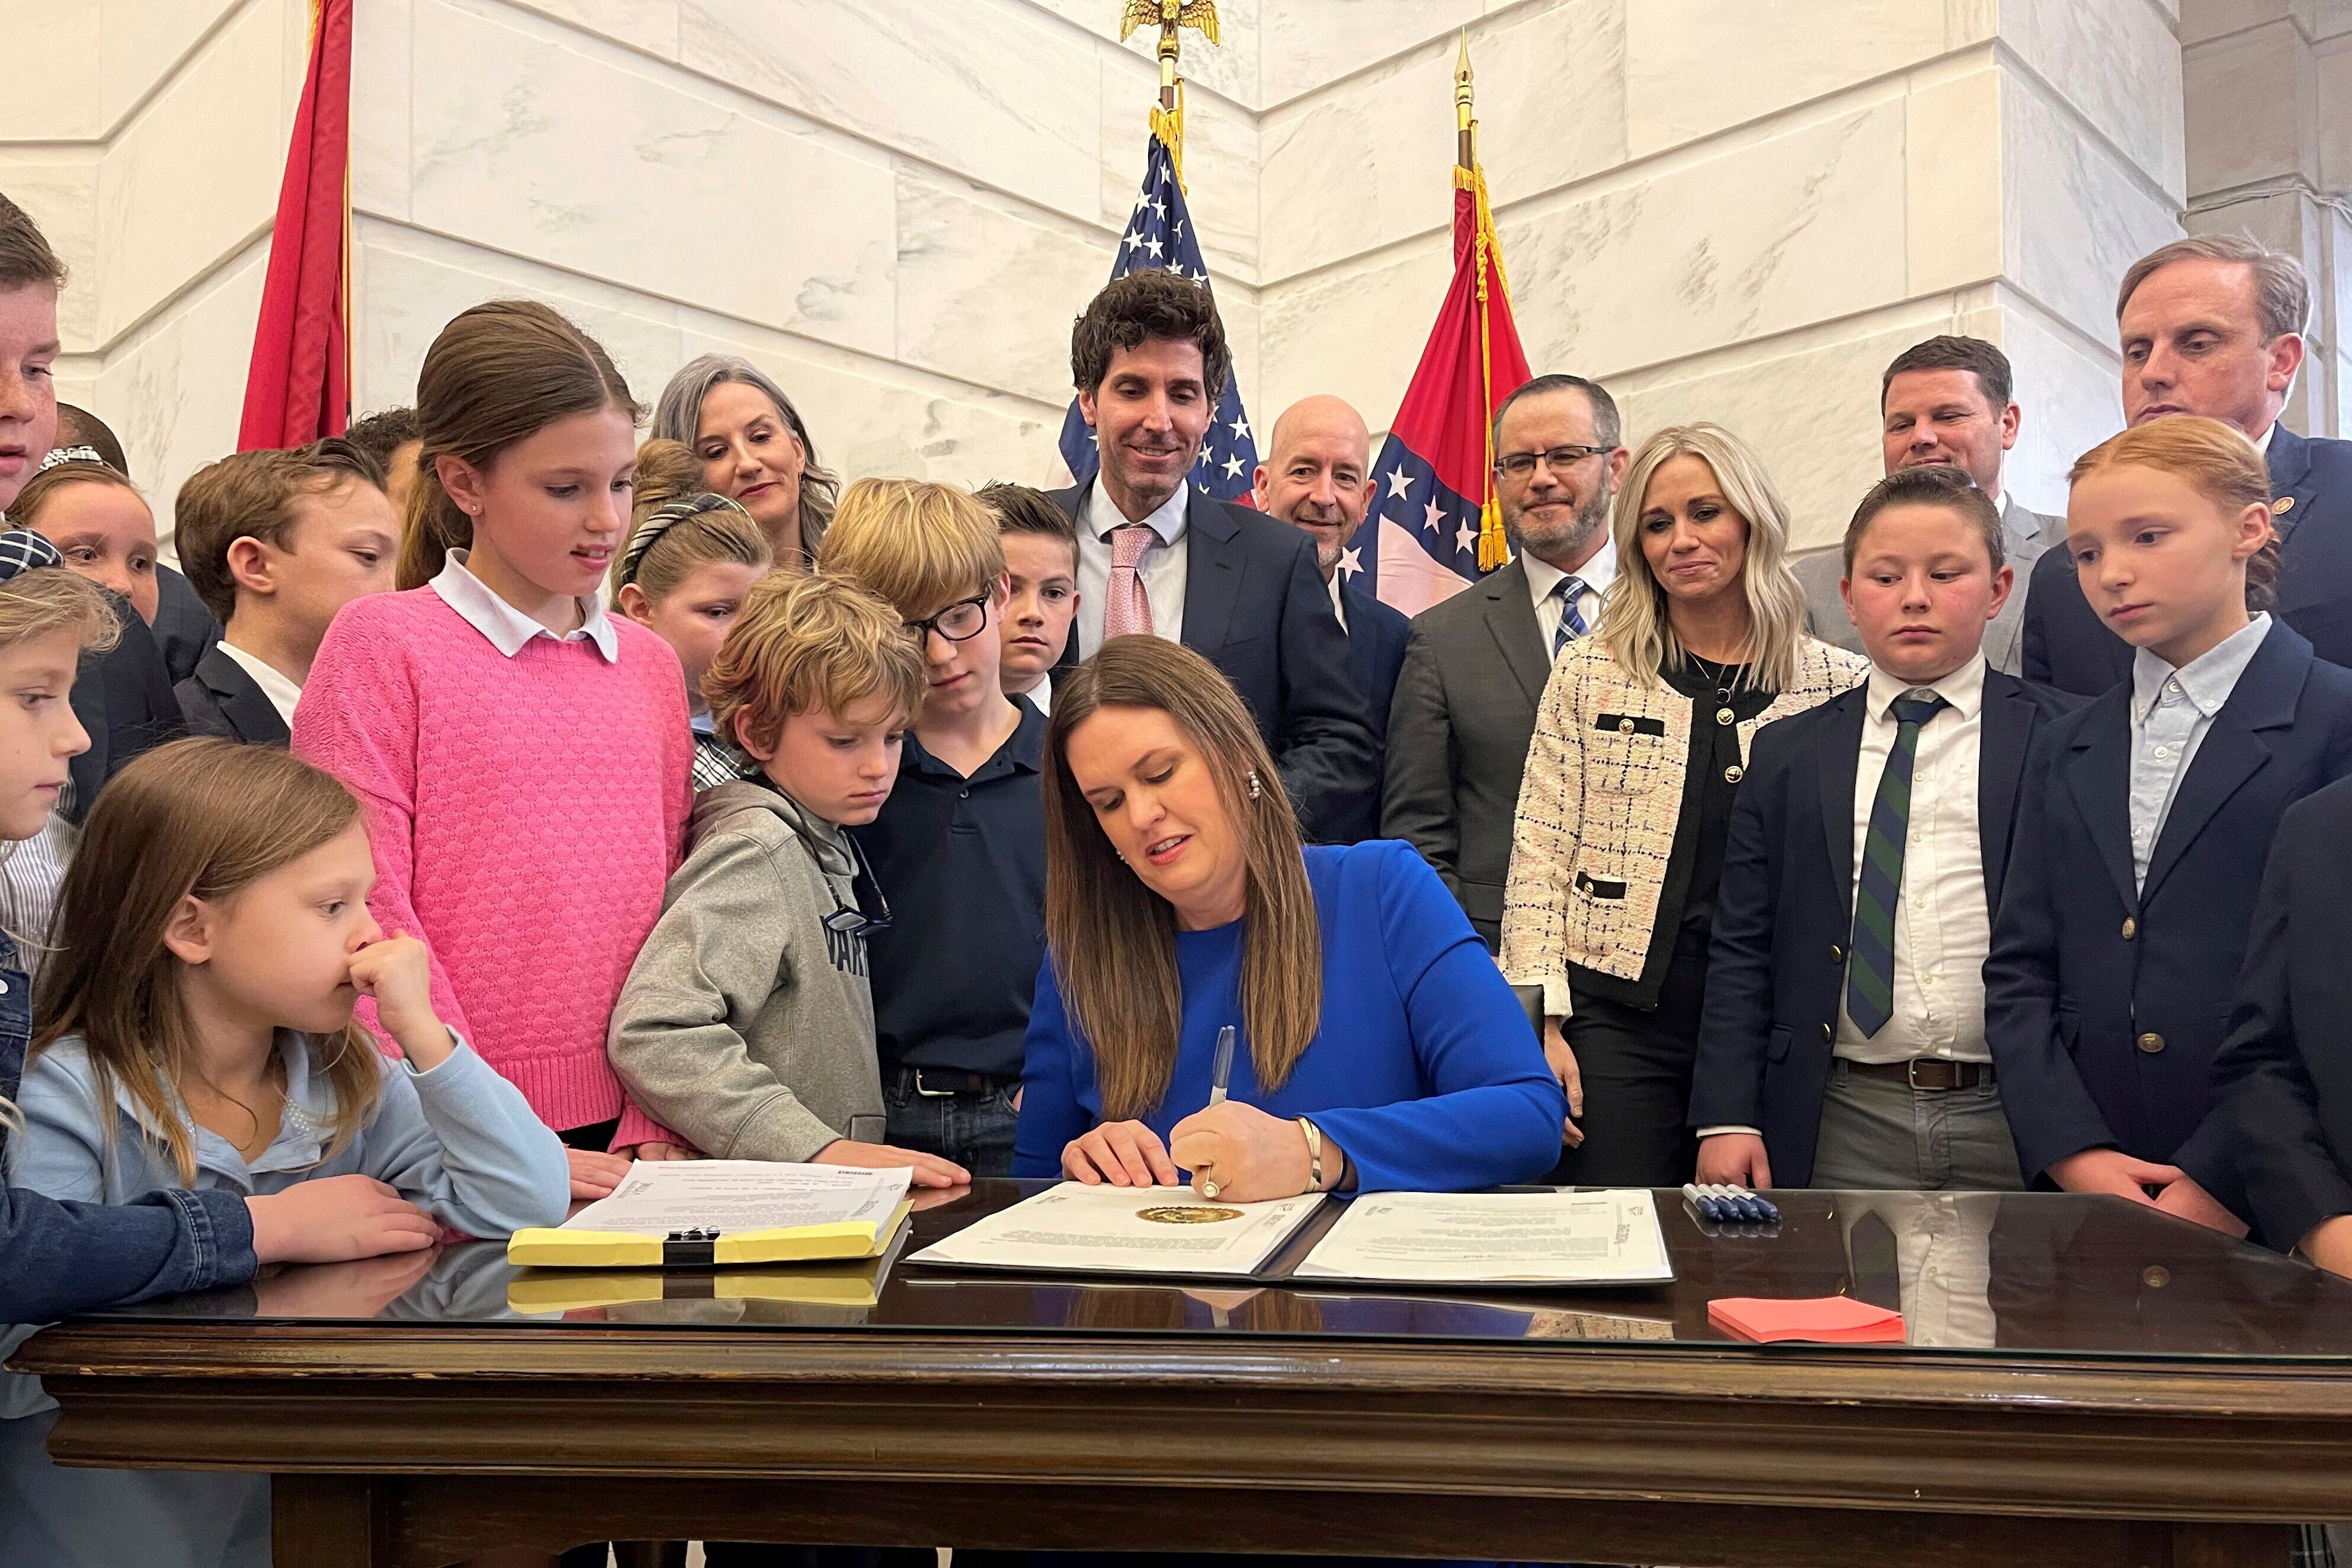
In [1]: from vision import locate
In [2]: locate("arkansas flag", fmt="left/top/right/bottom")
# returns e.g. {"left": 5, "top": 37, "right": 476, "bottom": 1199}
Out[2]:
{"left": 1346, "top": 165, "right": 1532, "bottom": 615}
{"left": 239, "top": 0, "right": 353, "bottom": 450}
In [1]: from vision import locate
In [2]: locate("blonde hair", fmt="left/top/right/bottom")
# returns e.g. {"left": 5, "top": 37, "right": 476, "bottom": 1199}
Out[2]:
{"left": 1042, "top": 637, "right": 1321, "bottom": 1121}
{"left": 1593, "top": 423, "right": 1808, "bottom": 694}
{"left": 395, "top": 300, "right": 642, "bottom": 591}
{"left": 813, "top": 478, "right": 1006, "bottom": 618}
{"left": 30, "top": 740, "right": 387, "bottom": 1187}
{"left": 2069, "top": 416, "right": 2279, "bottom": 610}
{"left": 6, "top": 460, "right": 145, "bottom": 535}
{"left": 705, "top": 572, "right": 925, "bottom": 756}
{"left": 608, "top": 480, "right": 773, "bottom": 609}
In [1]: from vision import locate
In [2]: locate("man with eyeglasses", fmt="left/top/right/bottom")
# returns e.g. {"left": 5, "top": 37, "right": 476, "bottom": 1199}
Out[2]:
{"left": 1383, "top": 373, "right": 1629, "bottom": 948}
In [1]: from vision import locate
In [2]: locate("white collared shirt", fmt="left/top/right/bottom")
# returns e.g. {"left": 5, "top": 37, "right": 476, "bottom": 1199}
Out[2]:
{"left": 430, "top": 549, "right": 619, "bottom": 663}
{"left": 1326, "top": 569, "right": 1348, "bottom": 634}
{"left": 1522, "top": 536, "right": 1616, "bottom": 656}
{"left": 1835, "top": 654, "right": 1991, "bottom": 1065}
{"left": 2253, "top": 422, "right": 2276, "bottom": 457}
{"left": 216, "top": 639, "right": 303, "bottom": 727}
{"left": 2127, "top": 613, "right": 2273, "bottom": 889}
{"left": 1075, "top": 482, "right": 1188, "bottom": 654}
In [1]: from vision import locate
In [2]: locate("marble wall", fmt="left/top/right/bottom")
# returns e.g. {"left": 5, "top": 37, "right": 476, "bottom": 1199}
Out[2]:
{"left": 4, "top": 0, "right": 2193, "bottom": 557}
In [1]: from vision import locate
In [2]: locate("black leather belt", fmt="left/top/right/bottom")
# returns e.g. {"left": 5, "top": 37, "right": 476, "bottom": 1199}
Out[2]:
{"left": 1845, "top": 1058, "right": 1995, "bottom": 1091}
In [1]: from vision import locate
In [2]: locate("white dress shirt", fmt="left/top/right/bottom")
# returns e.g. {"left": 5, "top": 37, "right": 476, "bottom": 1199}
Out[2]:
{"left": 430, "top": 549, "right": 620, "bottom": 663}
{"left": 1835, "top": 655, "right": 1992, "bottom": 1065}
{"left": 1837, "top": 1192, "right": 1998, "bottom": 1350}
{"left": 1523, "top": 536, "right": 1617, "bottom": 655}
{"left": 216, "top": 639, "right": 303, "bottom": 727}
{"left": 2127, "top": 613, "right": 2272, "bottom": 889}
{"left": 1075, "top": 482, "right": 1188, "bottom": 655}
{"left": 1326, "top": 569, "right": 1348, "bottom": 634}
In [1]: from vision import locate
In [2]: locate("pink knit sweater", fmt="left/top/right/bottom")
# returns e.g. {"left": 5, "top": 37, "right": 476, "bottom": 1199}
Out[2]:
{"left": 293, "top": 586, "right": 692, "bottom": 1142}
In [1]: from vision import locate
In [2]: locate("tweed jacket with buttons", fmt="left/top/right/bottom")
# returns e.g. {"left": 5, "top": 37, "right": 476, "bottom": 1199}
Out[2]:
{"left": 1501, "top": 633, "right": 1868, "bottom": 1017}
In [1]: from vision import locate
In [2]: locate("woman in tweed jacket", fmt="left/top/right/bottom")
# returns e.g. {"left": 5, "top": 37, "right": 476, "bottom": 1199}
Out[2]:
{"left": 1502, "top": 424, "right": 1867, "bottom": 1187}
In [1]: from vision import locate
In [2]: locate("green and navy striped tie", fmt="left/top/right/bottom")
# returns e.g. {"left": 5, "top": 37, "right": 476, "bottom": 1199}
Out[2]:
{"left": 1846, "top": 692, "right": 1947, "bottom": 1037}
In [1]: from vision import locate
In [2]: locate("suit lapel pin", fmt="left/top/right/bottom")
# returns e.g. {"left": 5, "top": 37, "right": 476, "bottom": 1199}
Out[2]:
{"left": 2274, "top": 496, "right": 2295, "bottom": 516}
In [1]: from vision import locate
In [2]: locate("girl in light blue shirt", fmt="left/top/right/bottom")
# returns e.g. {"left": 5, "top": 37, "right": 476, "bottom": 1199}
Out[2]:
{"left": 2, "top": 739, "right": 569, "bottom": 1568}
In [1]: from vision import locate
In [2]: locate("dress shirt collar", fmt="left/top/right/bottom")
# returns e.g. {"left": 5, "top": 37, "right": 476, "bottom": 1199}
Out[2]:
{"left": 1326, "top": 568, "right": 1348, "bottom": 631}
{"left": 1864, "top": 650, "right": 1986, "bottom": 725}
{"left": 215, "top": 639, "right": 303, "bottom": 726}
{"left": 1082, "top": 477, "right": 1188, "bottom": 548}
{"left": 1522, "top": 534, "right": 1618, "bottom": 608}
{"left": 2131, "top": 612, "right": 2272, "bottom": 727}
{"left": 2252, "top": 422, "right": 2276, "bottom": 457}
{"left": 430, "top": 549, "right": 620, "bottom": 663}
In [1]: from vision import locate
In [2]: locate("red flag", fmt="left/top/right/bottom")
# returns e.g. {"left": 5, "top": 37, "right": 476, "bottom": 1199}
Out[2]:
{"left": 1349, "top": 166, "right": 1533, "bottom": 615}
{"left": 239, "top": 0, "right": 353, "bottom": 451}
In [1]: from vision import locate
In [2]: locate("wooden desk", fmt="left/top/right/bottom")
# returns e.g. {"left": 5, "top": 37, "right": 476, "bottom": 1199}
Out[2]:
{"left": 17, "top": 1184, "right": 2352, "bottom": 1567}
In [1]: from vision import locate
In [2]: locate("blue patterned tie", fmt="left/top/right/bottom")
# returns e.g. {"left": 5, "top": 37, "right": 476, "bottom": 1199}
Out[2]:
{"left": 1551, "top": 577, "right": 1590, "bottom": 659}
{"left": 1846, "top": 692, "right": 1949, "bottom": 1037}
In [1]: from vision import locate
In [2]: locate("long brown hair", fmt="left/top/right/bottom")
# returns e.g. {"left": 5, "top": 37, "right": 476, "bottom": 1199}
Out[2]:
{"left": 395, "top": 299, "right": 643, "bottom": 590}
{"left": 30, "top": 740, "right": 387, "bottom": 1185}
{"left": 1042, "top": 638, "right": 1321, "bottom": 1120}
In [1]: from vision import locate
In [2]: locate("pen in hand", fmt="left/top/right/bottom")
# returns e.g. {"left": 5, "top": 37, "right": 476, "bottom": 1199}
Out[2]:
{"left": 1201, "top": 1025, "right": 1236, "bottom": 1200}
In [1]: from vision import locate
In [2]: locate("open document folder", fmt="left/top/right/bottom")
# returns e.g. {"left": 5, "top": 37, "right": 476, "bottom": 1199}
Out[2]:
{"left": 1295, "top": 1189, "right": 1673, "bottom": 1286}
{"left": 908, "top": 1184, "right": 1328, "bottom": 1278}
{"left": 506, "top": 1160, "right": 914, "bottom": 1268}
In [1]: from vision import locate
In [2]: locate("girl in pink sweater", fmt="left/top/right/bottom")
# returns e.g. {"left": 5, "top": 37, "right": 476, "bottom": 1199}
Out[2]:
{"left": 294, "top": 300, "right": 694, "bottom": 1192}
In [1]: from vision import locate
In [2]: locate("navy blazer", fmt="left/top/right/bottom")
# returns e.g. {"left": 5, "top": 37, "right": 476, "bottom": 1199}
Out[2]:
{"left": 175, "top": 645, "right": 291, "bottom": 747}
{"left": 1984, "top": 620, "right": 2352, "bottom": 1198}
{"left": 2024, "top": 424, "right": 2352, "bottom": 696}
{"left": 2213, "top": 776, "right": 2352, "bottom": 1252}
{"left": 1047, "top": 480, "right": 1378, "bottom": 844}
{"left": 66, "top": 594, "right": 185, "bottom": 824}
{"left": 1689, "top": 669, "right": 2076, "bottom": 1185}
{"left": 1328, "top": 578, "right": 1409, "bottom": 843}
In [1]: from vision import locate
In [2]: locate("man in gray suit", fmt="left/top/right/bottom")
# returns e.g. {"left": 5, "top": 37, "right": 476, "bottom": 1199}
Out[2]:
{"left": 1795, "top": 336, "right": 2065, "bottom": 674}
{"left": 1383, "top": 373, "right": 1629, "bottom": 948}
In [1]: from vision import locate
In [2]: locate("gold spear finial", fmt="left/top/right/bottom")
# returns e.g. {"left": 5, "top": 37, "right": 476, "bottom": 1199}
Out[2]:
{"left": 1455, "top": 28, "right": 1476, "bottom": 169}
{"left": 1121, "top": 0, "right": 1222, "bottom": 111}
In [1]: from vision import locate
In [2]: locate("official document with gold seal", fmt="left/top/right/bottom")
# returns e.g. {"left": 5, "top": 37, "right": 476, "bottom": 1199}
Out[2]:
{"left": 1296, "top": 1190, "right": 1674, "bottom": 1286}
{"left": 908, "top": 1182, "right": 1328, "bottom": 1278}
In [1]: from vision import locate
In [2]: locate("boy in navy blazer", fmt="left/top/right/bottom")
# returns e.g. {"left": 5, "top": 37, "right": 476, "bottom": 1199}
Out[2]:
{"left": 1985, "top": 417, "right": 2352, "bottom": 1234}
{"left": 1693, "top": 466, "right": 2072, "bottom": 1190}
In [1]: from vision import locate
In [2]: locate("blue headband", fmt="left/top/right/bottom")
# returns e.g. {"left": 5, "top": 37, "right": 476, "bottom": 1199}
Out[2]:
{"left": 0, "top": 530, "right": 63, "bottom": 582}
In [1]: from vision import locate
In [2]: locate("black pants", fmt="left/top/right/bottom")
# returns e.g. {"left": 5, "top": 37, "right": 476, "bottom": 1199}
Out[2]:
{"left": 1547, "top": 943, "right": 1707, "bottom": 1189}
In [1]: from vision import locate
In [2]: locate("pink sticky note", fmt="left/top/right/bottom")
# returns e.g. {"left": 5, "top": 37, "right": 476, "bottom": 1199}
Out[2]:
{"left": 1708, "top": 1295, "right": 1906, "bottom": 1344}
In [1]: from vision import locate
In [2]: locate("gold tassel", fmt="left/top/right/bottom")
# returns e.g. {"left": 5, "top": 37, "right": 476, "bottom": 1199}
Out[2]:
{"left": 1464, "top": 161, "right": 1510, "bottom": 572}
{"left": 1150, "top": 80, "right": 1187, "bottom": 193}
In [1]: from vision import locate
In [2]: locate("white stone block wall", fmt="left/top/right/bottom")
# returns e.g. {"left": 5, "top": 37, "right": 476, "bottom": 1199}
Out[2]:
{"left": 1, "top": 0, "right": 2193, "bottom": 556}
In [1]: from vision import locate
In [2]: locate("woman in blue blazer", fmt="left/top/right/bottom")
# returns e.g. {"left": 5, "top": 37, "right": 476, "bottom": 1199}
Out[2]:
{"left": 1014, "top": 636, "right": 1564, "bottom": 1201}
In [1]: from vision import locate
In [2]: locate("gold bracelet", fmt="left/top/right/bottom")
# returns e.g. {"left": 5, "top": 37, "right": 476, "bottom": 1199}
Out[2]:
{"left": 1297, "top": 1117, "right": 1324, "bottom": 1193}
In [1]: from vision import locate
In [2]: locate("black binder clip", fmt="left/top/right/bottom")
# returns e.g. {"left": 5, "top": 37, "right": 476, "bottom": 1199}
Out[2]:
{"left": 662, "top": 1227, "right": 723, "bottom": 1267}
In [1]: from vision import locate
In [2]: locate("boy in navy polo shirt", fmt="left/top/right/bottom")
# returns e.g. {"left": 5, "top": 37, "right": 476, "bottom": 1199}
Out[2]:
{"left": 816, "top": 477, "right": 1046, "bottom": 1177}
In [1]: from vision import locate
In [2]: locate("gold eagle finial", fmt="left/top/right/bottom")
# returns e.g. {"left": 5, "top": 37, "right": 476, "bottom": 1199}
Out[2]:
{"left": 1120, "top": 0, "right": 1221, "bottom": 48}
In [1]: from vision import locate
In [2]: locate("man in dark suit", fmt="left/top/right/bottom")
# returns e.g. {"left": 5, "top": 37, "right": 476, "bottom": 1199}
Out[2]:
{"left": 2024, "top": 234, "right": 2352, "bottom": 696}
{"left": 1693, "top": 468, "right": 2075, "bottom": 1191}
{"left": 67, "top": 592, "right": 184, "bottom": 822}
{"left": 55, "top": 400, "right": 220, "bottom": 685}
{"left": 1382, "top": 373, "right": 1628, "bottom": 948}
{"left": 2215, "top": 776, "right": 2352, "bottom": 1270}
{"left": 1249, "top": 394, "right": 1406, "bottom": 841}
{"left": 1795, "top": 336, "right": 2066, "bottom": 674}
{"left": 1049, "top": 270, "right": 1374, "bottom": 844}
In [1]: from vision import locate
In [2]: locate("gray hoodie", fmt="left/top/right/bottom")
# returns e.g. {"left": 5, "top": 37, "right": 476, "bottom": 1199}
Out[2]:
{"left": 608, "top": 781, "right": 886, "bottom": 1160}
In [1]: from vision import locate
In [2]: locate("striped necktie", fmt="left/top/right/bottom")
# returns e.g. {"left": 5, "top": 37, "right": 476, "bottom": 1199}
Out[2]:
{"left": 1550, "top": 577, "right": 1590, "bottom": 659}
{"left": 1845, "top": 691, "right": 1949, "bottom": 1038}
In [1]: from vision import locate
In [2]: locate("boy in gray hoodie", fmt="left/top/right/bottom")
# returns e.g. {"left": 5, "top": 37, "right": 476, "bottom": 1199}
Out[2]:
{"left": 608, "top": 573, "right": 969, "bottom": 1188}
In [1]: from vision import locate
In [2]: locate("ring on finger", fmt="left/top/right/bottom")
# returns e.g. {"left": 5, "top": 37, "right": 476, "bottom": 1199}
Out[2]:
{"left": 1198, "top": 1163, "right": 1221, "bottom": 1200}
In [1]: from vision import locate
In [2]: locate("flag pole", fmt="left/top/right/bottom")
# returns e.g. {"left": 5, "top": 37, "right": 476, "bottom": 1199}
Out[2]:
{"left": 1457, "top": 33, "right": 1511, "bottom": 572}
{"left": 1123, "top": 1, "right": 1220, "bottom": 185}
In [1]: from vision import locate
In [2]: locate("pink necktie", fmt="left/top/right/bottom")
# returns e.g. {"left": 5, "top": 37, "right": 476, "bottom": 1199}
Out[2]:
{"left": 1104, "top": 524, "right": 1156, "bottom": 642}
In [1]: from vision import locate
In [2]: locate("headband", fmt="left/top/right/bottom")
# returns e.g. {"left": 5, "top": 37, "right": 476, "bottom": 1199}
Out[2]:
{"left": 0, "top": 530, "right": 65, "bottom": 582}
{"left": 617, "top": 492, "right": 751, "bottom": 589}
{"left": 36, "top": 446, "right": 107, "bottom": 475}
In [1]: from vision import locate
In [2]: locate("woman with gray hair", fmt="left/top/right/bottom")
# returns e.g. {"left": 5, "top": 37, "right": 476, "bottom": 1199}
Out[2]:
{"left": 650, "top": 354, "right": 838, "bottom": 569}
{"left": 1501, "top": 422, "right": 1867, "bottom": 1188}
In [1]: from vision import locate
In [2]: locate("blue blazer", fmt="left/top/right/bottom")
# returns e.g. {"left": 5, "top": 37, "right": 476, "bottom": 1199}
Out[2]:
{"left": 1047, "top": 481, "right": 1380, "bottom": 846}
{"left": 1984, "top": 620, "right": 2352, "bottom": 1196}
{"left": 1690, "top": 670, "right": 2077, "bottom": 1185}
{"left": 2024, "top": 425, "right": 2352, "bottom": 697}
{"left": 1328, "top": 579, "right": 1410, "bottom": 844}
{"left": 1014, "top": 839, "right": 1566, "bottom": 1193}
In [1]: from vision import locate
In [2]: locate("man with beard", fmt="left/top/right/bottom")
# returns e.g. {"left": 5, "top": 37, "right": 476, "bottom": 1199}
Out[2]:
{"left": 1382, "top": 373, "right": 1628, "bottom": 948}
{"left": 1796, "top": 336, "right": 2063, "bottom": 674}
{"left": 1251, "top": 394, "right": 1408, "bottom": 840}
{"left": 1049, "top": 270, "right": 1376, "bottom": 844}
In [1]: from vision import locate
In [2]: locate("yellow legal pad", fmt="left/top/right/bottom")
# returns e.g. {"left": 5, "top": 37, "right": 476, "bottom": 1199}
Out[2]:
{"left": 505, "top": 1201, "right": 913, "bottom": 1269}
{"left": 508, "top": 1252, "right": 901, "bottom": 1313}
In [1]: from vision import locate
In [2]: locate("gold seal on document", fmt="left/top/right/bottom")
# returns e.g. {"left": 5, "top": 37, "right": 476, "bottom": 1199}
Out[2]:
{"left": 1138, "top": 1205, "right": 1243, "bottom": 1224}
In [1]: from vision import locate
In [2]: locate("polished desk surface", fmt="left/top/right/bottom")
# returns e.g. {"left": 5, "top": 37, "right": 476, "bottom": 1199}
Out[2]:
{"left": 24, "top": 1183, "right": 2352, "bottom": 1567}
{"left": 50, "top": 1179, "right": 2352, "bottom": 1358}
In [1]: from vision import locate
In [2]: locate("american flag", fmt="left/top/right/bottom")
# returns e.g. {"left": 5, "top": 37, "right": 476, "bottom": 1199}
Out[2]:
{"left": 1059, "top": 133, "right": 1260, "bottom": 502}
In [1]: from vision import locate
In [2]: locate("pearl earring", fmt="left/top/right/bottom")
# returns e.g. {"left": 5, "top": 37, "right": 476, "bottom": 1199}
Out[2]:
{"left": 1247, "top": 769, "right": 1262, "bottom": 800}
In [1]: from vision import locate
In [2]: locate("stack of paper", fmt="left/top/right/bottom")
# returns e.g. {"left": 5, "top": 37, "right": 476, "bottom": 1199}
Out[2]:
{"left": 507, "top": 1160, "right": 914, "bottom": 1268}
{"left": 1293, "top": 1189, "right": 1674, "bottom": 1286}
{"left": 907, "top": 1183, "right": 1326, "bottom": 1278}
{"left": 1707, "top": 1296, "right": 1906, "bottom": 1343}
